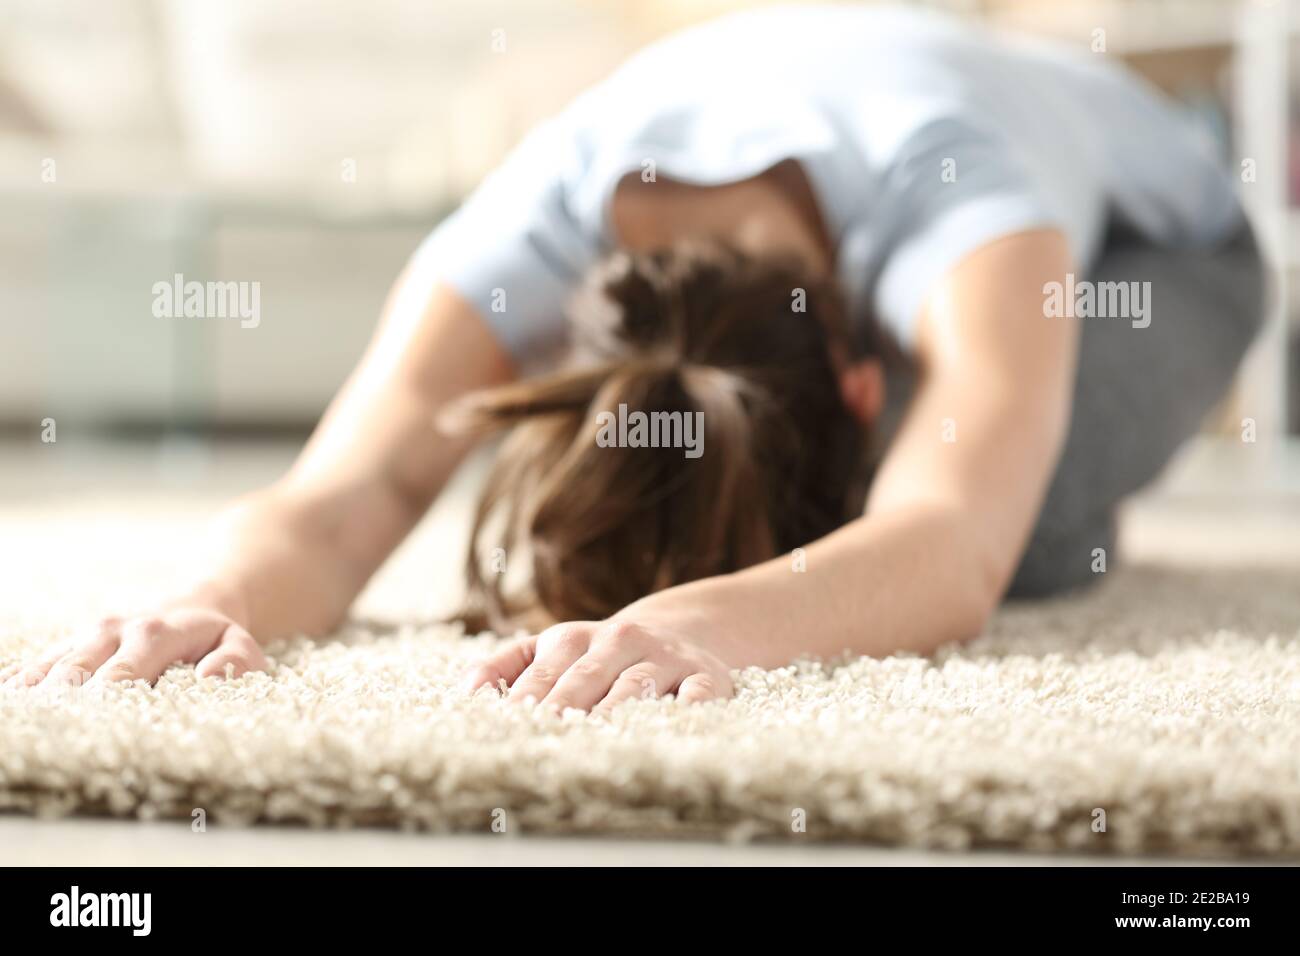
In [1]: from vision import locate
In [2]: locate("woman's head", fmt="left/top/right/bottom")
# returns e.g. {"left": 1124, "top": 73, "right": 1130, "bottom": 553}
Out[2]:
{"left": 445, "top": 240, "right": 885, "bottom": 630}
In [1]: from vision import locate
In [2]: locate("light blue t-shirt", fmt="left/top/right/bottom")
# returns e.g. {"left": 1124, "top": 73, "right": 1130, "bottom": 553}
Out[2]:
{"left": 412, "top": 5, "right": 1242, "bottom": 360}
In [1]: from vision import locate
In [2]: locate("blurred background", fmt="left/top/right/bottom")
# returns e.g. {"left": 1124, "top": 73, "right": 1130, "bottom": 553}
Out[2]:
{"left": 0, "top": 0, "right": 1296, "bottom": 497}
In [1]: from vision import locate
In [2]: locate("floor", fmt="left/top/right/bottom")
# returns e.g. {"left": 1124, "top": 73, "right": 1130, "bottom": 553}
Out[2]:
{"left": 1, "top": 817, "right": 1252, "bottom": 867}
{"left": 2, "top": 434, "right": 1297, "bottom": 866}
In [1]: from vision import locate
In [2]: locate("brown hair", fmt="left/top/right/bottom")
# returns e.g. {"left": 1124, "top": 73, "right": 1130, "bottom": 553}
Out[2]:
{"left": 444, "top": 240, "right": 883, "bottom": 632}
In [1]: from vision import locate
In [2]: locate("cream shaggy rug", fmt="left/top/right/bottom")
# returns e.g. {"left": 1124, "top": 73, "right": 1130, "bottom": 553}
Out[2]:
{"left": 1, "top": 486, "right": 1299, "bottom": 857}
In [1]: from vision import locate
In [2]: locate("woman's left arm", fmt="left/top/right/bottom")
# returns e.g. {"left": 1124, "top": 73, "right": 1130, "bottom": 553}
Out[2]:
{"left": 464, "top": 229, "right": 1078, "bottom": 709}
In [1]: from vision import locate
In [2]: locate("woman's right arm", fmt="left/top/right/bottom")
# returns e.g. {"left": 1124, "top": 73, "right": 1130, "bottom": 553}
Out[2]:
{"left": 4, "top": 271, "right": 514, "bottom": 689}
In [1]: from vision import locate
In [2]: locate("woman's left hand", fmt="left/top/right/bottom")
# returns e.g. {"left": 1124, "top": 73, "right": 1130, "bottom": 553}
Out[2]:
{"left": 460, "top": 616, "right": 735, "bottom": 712}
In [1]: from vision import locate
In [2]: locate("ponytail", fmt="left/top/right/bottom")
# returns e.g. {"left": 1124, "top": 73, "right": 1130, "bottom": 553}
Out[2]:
{"left": 443, "top": 240, "right": 873, "bottom": 632}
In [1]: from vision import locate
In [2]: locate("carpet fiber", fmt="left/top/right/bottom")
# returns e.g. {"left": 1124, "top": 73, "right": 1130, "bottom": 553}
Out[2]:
{"left": 1, "top": 499, "right": 1299, "bottom": 857}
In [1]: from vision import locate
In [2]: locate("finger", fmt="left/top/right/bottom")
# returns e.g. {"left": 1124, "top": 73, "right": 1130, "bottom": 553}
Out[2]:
{"left": 508, "top": 625, "right": 591, "bottom": 704}
{"left": 3, "top": 639, "right": 79, "bottom": 690}
{"left": 543, "top": 632, "right": 653, "bottom": 712}
{"left": 42, "top": 629, "right": 122, "bottom": 687}
{"left": 460, "top": 634, "right": 536, "bottom": 694}
{"left": 87, "top": 617, "right": 183, "bottom": 685}
{"left": 8, "top": 617, "right": 121, "bottom": 688}
{"left": 675, "top": 672, "right": 729, "bottom": 705}
{"left": 195, "top": 624, "right": 268, "bottom": 680}
{"left": 593, "top": 662, "right": 680, "bottom": 713}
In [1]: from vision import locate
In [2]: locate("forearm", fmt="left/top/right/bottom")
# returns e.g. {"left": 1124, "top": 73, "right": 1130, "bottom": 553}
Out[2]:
{"left": 625, "top": 503, "right": 996, "bottom": 670}
{"left": 186, "top": 281, "right": 510, "bottom": 641}
{"left": 183, "top": 478, "right": 422, "bottom": 640}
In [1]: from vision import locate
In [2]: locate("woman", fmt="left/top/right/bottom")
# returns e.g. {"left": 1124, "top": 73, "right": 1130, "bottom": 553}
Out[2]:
{"left": 5, "top": 6, "right": 1263, "bottom": 710}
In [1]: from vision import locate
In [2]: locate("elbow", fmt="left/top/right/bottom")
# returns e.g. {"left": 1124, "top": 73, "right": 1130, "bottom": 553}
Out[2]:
{"left": 967, "top": 582, "right": 1000, "bottom": 640}
{"left": 946, "top": 526, "right": 1011, "bottom": 645}
{"left": 917, "top": 576, "right": 993, "bottom": 654}
{"left": 948, "top": 575, "right": 998, "bottom": 646}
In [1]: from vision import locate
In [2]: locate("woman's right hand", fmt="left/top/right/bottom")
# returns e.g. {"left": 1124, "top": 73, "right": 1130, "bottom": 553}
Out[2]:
{"left": 1, "top": 600, "right": 269, "bottom": 690}
{"left": 1, "top": 279, "right": 512, "bottom": 693}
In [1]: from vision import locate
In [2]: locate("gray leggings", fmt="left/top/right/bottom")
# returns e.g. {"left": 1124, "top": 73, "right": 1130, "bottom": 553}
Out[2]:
{"left": 1007, "top": 221, "right": 1267, "bottom": 597}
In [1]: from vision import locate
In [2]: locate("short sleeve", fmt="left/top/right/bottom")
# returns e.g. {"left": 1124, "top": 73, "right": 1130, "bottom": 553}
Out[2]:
{"left": 407, "top": 118, "right": 599, "bottom": 361}
{"left": 869, "top": 119, "right": 1068, "bottom": 346}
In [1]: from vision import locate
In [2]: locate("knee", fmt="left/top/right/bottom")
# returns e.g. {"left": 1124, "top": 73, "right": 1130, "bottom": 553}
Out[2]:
{"left": 1006, "top": 517, "right": 1116, "bottom": 600}
{"left": 1223, "top": 228, "right": 1269, "bottom": 352}
{"left": 1007, "top": 556, "right": 1104, "bottom": 600}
